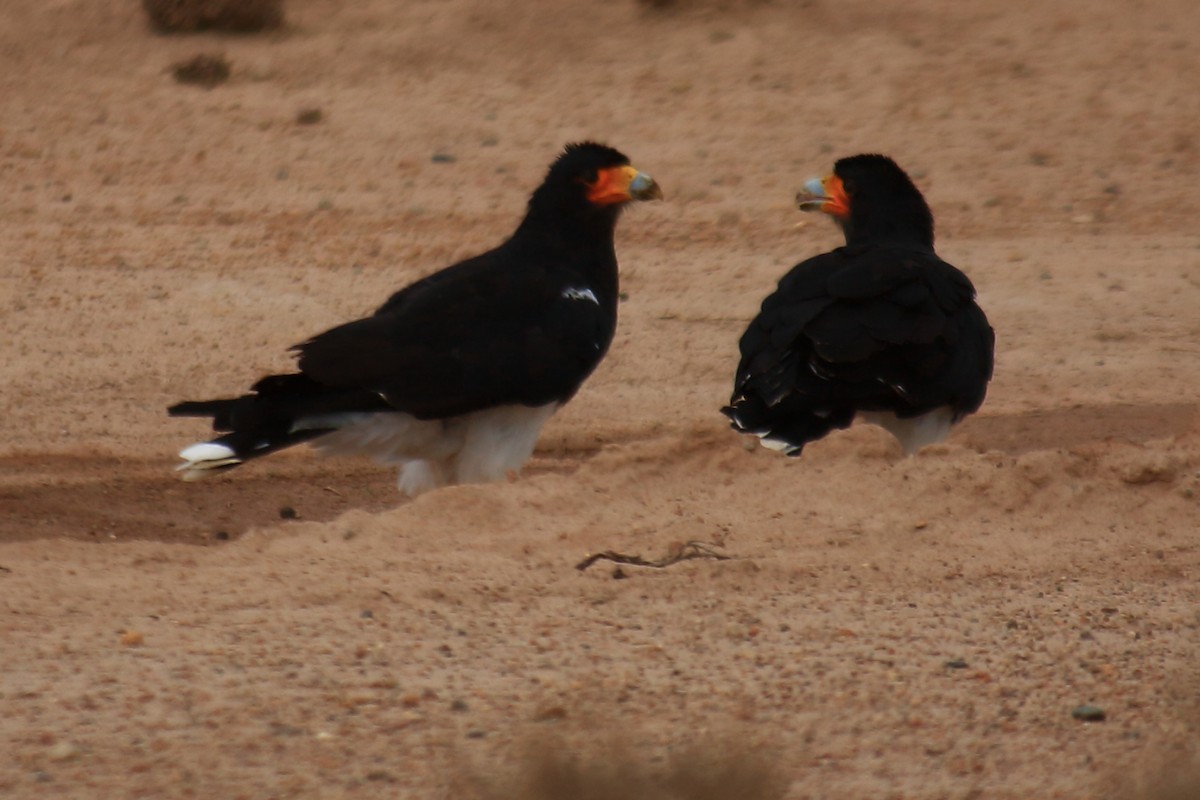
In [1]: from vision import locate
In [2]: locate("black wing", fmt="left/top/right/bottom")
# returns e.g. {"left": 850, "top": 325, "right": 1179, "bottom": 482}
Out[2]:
{"left": 727, "top": 244, "right": 993, "bottom": 445}
{"left": 294, "top": 250, "right": 615, "bottom": 419}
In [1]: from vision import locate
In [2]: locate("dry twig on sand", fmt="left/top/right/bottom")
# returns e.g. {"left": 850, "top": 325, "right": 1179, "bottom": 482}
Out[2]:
{"left": 575, "top": 541, "right": 732, "bottom": 572}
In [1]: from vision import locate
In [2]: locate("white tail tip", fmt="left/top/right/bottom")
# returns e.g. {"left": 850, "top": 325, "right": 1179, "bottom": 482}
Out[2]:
{"left": 179, "top": 442, "right": 236, "bottom": 462}
{"left": 176, "top": 442, "right": 241, "bottom": 479}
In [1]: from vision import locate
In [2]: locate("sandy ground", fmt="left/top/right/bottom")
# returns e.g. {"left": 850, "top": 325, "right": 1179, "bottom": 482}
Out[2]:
{"left": 2, "top": 0, "right": 1200, "bottom": 797}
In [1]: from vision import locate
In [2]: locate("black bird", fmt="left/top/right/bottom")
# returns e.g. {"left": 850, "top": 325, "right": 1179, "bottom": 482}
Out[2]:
{"left": 170, "top": 142, "right": 662, "bottom": 496}
{"left": 723, "top": 154, "right": 993, "bottom": 456}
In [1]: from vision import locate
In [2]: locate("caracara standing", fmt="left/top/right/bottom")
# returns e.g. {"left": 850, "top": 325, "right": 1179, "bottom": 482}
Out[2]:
{"left": 724, "top": 154, "right": 993, "bottom": 456}
{"left": 170, "top": 142, "right": 662, "bottom": 496}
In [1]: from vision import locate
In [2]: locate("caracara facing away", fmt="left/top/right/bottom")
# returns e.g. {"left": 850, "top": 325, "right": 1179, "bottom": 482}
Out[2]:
{"left": 170, "top": 142, "right": 662, "bottom": 496}
{"left": 723, "top": 154, "right": 993, "bottom": 457}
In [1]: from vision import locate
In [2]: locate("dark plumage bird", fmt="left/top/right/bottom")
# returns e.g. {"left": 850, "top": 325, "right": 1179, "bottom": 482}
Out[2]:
{"left": 723, "top": 154, "right": 993, "bottom": 456}
{"left": 170, "top": 142, "right": 662, "bottom": 496}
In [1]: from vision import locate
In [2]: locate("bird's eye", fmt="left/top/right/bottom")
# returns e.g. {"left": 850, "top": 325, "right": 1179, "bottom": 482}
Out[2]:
{"left": 582, "top": 169, "right": 599, "bottom": 185}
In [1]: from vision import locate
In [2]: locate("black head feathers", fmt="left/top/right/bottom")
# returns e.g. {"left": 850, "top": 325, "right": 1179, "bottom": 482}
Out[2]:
{"left": 833, "top": 154, "right": 935, "bottom": 248}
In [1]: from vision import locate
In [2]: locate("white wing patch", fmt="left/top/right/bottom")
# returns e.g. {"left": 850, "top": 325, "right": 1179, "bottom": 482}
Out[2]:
{"left": 562, "top": 286, "right": 598, "bottom": 305}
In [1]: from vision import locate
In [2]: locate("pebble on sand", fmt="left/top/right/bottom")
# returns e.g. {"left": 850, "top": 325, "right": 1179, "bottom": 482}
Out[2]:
{"left": 1071, "top": 704, "right": 1106, "bottom": 722}
{"left": 48, "top": 741, "right": 82, "bottom": 762}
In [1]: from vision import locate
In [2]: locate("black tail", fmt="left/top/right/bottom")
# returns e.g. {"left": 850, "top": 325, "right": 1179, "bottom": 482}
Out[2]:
{"left": 169, "top": 373, "right": 389, "bottom": 479}
{"left": 722, "top": 395, "right": 855, "bottom": 456}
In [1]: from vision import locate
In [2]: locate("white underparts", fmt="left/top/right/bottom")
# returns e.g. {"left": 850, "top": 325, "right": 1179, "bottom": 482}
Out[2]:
{"left": 311, "top": 403, "right": 560, "bottom": 497}
{"left": 859, "top": 406, "right": 957, "bottom": 455}
{"left": 735, "top": 405, "right": 957, "bottom": 457}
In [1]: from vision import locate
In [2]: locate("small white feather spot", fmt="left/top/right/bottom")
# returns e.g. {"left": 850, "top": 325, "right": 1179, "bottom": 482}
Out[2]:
{"left": 562, "top": 287, "right": 598, "bottom": 305}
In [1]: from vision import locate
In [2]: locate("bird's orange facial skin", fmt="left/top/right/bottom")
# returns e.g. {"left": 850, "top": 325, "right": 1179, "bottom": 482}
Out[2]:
{"left": 797, "top": 174, "right": 850, "bottom": 218}
{"left": 821, "top": 175, "right": 851, "bottom": 219}
{"left": 585, "top": 165, "right": 640, "bottom": 206}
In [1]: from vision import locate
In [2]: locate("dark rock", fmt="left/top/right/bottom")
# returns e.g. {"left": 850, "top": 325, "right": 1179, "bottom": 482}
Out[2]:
{"left": 1072, "top": 704, "right": 1106, "bottom": 722}
{"left": 172, "top": 54, "right": 231, "bottom": 89}
{"left": 144, "top": 0, "right": 284, "bottom": 33}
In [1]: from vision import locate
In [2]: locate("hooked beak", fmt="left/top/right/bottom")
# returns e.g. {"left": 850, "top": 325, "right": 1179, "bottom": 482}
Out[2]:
{"left": 795, "top": 174, "right": 849, "bottom": 218}
{"left": 588, "top": 165, "right": 664, "bottom": 205}
{"left": 628, "top": 169, "right": 664, "bottom": 201}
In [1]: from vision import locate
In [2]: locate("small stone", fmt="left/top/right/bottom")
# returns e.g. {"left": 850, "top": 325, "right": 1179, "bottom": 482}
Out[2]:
{"left": 612, "top": 567, "right": 628, "bottom": 580}
{"left": 944, "top": 659, "right": 969, "bottom": 670}
{"left": 172, "top": 54, "right": 231, "bottom": 89}
{"left": 532, "top": 705, "right": 567, "bottom": 722}
{"left": 48, "top": 741, "right": 81, "bottom": 762}
{"left": 450, "top": 699, "right": 469, "bottom": 713}
{"left": 279, "top": 506, "right": 297, "bottom": 520}
{"left": 270, "top": 723, "right": 304, "bottom": 737}
{"left": 431, "top": 153, "right": 457, "bottom": 164}
{"left": 121, "top": 630, "right": 144, "bottom": 647}
{"left": 296, "top": 108, "right": 323, "bottom": 125}
{"left": 1072, "top": 704, "right": 1106, "bottom": 722}
{"left": 359, "top": 609, "right": 374, "bottom": 619}
{"left": 466, "top": 729, "right": 486, "bottom": 739}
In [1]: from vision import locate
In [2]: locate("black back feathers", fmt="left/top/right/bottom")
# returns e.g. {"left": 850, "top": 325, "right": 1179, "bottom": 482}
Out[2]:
{"left": 724, "top": 154, "right": 994, "bottom": 456}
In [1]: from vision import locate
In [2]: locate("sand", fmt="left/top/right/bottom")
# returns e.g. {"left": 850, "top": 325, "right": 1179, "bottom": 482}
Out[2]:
{"left": 1, "top": 0, "right": 1198, "bottom": 797}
